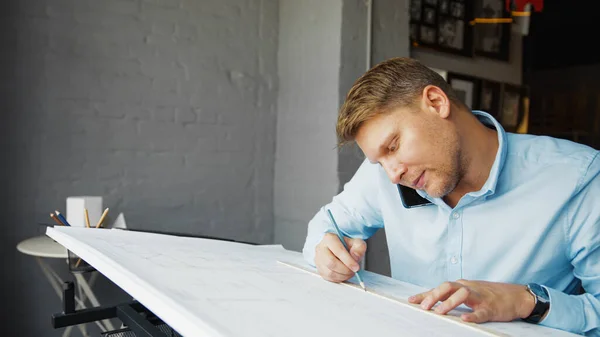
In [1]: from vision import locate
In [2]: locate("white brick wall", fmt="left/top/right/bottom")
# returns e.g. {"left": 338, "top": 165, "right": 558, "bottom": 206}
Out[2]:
{"left": 13, "top": 0, "right": 278, "bottom": 242}
{"left": 2, "top": 1, "right": 278, "bottom": 335}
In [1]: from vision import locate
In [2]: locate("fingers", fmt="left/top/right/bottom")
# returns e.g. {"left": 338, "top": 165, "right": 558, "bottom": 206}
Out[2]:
{"left": 434, "top": 286, "right": 471, "bottom": 314}
{"left": 410, "top": 279, "right": 508, "bottom": 324}
{"left": 422, "top": 282, "right": 464, "bottom": 310}
{"left": 325, "top": 235, "right": 360, "bottom": 272}
{"left": 315, "top": 234, "right": 359, "bottom": 283}
{"left": 408, "top": 282, "right": 465, "bottom": 309}
{"left": 462, "top": 308, "right": 491, "bottom": 323}
{"left": 346, "top": 238, "right": 367, "bottom": 262}
{"left": 316, "top": 248, "right": 354, "bottom": 282}
{"left": 319, "top": 245, "right": 355, "bottom": 276}
{"left": 408, "top": 292, "right": 427, "bottom": 304}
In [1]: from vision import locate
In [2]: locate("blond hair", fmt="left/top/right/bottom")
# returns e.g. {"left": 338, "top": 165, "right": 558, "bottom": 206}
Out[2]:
{"left": 336, "top": 57, "right": 464, "bottom": 145}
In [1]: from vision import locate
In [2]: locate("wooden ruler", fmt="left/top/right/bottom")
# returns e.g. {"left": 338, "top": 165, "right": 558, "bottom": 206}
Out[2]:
{"left": 277, "top": 260, "right": 508, "bottom": 337}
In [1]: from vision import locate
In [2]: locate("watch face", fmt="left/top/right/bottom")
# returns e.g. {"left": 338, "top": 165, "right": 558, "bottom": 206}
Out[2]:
{"left": 528, "top": 283, "right": 550, "bottom": 303}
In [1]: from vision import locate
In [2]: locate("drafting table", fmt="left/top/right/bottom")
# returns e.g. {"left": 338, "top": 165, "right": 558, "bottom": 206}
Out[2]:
{"left": 46, "top": 226, "right": 579, "bottom": 337}
{"left": 17, "top": 235, "right": 116, "bottom": 336}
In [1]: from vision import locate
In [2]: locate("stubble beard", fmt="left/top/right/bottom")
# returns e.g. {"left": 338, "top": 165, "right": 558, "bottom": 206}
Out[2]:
{"left": 427, "top": 142, "right": 464, "bottom": 198}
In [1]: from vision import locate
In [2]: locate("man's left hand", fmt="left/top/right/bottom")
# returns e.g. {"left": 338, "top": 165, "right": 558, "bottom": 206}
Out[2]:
{"left": 408, "top": 280, "right": 536, "bottom": 323}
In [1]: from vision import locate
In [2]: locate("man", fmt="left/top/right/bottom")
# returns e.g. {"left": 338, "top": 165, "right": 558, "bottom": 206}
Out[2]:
{"left": 302, "top": 57, "right": 600, "bottom": 336}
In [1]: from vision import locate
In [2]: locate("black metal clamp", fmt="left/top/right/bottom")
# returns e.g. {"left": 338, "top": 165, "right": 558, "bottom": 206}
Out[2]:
{"left": 53, "top": 281, "right": 169, "bottom": 336}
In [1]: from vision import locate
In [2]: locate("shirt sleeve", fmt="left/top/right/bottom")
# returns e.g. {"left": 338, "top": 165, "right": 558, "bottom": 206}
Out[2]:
{"left": 302, "top": 158, "right": 384, "bottom": 266}
{"left": 540, "top": 152, "right": 600, "bottom": 335}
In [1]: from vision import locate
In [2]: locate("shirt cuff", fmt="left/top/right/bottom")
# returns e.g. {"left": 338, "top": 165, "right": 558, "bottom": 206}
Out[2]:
{"left": 539, "top": 285, "right": 584, "bottom": 334}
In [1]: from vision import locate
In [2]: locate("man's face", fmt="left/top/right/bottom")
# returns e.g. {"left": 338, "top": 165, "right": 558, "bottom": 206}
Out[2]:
{"left": 355, "top": 105, "right": 463, "bottom": 198}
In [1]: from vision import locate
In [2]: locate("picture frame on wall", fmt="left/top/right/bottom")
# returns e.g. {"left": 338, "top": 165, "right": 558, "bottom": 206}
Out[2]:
{"left": 500, "top": 84, "right": 523, "bottom": 130}
{"left": 473, "top": 0, "right": 511, "bottom": 61}
{"left": 447, "top": 72, "right": 480, "bottom": 109}
{"left": 409, "top": 0, "right": 474, "bottom": 57}
{"left": 479, "top": 79, "right": 502, "bottom": 117}
{"left": 445, "top": 72, "right": 527, "bottom": 132}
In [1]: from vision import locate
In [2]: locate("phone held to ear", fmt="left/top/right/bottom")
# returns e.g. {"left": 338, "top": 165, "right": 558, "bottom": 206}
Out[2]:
{"left": 397, "top": 184, "right": 433, "bottom": 208}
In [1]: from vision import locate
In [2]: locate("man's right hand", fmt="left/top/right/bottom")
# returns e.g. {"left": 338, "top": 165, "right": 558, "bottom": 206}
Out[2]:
{"left": 315, "top": 233, "right": 367, "bottom": 283}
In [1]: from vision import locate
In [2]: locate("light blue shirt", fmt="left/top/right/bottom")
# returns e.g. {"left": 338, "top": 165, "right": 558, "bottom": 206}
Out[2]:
{"left": 303, "top": 111, "right": 600, "bottom": 335}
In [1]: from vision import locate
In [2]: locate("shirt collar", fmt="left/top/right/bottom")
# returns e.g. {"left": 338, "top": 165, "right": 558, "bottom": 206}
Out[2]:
{"left": 417, "top": 110, "right": 507, "bottom": 203}
{"left": 472, "top": 110, "right": 507, "bottom": 197}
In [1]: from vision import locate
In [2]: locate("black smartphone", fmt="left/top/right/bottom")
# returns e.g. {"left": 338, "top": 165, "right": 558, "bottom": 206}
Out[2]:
{"left": 397, "top": 184, "right": 433, "bottom": 208}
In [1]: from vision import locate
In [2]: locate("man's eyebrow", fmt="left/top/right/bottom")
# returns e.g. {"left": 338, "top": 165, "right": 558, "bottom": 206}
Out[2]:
{"left": 367, "top": 133, "right": 395, "bottom": 164}
{"left": 379, "top": 133, "right": 395, "bottom": 151}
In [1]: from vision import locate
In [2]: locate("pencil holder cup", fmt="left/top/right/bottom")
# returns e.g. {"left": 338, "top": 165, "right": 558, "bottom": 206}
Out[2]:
{"left": 67, "top": 250, "right": 95, "bottom": 273}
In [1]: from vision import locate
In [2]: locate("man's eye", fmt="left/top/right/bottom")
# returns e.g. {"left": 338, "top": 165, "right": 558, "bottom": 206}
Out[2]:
{"left": 389, "top": 144, "right": 397, "bottom": 152}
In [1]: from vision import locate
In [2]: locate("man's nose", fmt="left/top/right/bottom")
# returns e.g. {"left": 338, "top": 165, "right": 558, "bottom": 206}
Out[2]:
{"left": 381, "top": 160, "right": 405, "bottom": 184}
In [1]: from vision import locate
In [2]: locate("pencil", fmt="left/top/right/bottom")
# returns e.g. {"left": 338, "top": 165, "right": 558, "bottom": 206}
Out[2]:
{"left": 84, "top": 208, "right": 91, "bottom": 228}
{"left": 50, "top": 213, "right": 64, "bottom": 226}
{"left": 95, "top": 208, "right": 109, "bottom": 228}
{"left": 325, "top": 208, "right": 367, "bottom": 291}
{"left": 54, "top": 210, "right": 71, "bottom": 226}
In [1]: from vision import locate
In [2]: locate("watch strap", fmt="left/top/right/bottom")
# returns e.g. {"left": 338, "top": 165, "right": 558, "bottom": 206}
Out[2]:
{"left": 523, "top": 283, "right": 550, "bottom": 324}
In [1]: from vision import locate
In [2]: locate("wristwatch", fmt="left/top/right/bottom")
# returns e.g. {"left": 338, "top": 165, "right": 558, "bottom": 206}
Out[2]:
{"left": 523, "top": 283, "right": 550, "bottom": 324}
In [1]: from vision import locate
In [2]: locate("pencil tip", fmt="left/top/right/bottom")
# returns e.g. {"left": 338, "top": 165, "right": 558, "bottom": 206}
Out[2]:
{"left": 360, "top": 282, "right": 366, "bottom": 291}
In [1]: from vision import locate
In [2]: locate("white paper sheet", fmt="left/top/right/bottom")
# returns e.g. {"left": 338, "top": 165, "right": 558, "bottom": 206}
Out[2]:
{"left": 46, "top": 227, "right": 578, "bottom": 337}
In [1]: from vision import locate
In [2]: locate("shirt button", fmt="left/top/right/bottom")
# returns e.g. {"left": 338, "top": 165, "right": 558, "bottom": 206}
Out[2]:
{"left": 450, "top": 256, "right": 458, "bottom": 264}
{"left": 452, "top": 212, "right": 460, "bottom": 219}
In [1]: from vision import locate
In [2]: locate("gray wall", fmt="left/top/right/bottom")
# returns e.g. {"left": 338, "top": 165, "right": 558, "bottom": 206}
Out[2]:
{"left": 2, "top": 0, "right": 278, "bottom": 335}
{"left": 274, "top": 0, "right": 342, "bottom": 252}
{"left": 338, "top": 0, "right": 369, "bottom": 110}
{"left": 337, "top": 0, "right": 370, "bottom": 194}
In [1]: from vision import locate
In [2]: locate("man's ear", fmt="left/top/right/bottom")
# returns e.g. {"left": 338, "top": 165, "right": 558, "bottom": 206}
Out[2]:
{"left": 421, "top": 85, "right": 450, "bottom": 119}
